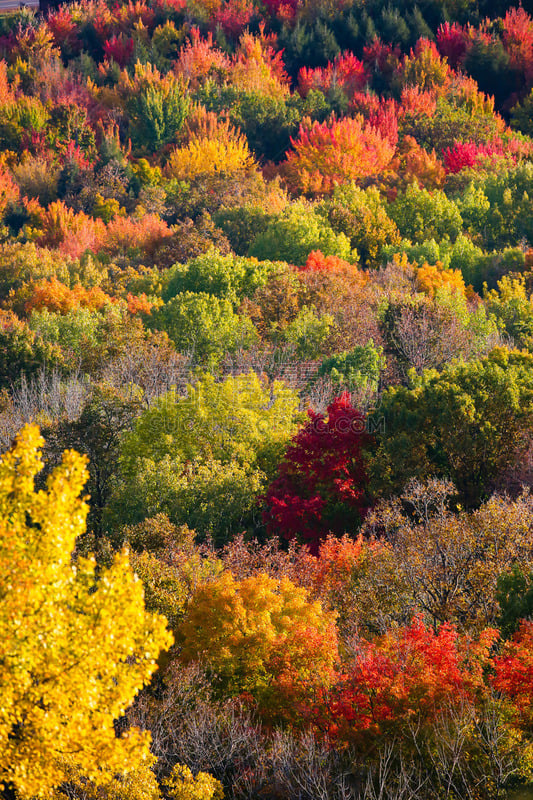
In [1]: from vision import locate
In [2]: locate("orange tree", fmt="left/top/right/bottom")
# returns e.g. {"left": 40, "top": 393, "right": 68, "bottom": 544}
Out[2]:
{"left": 283, "top": 115, "right": 395, "bottom": 197}
{"left": 176, "top": 571, "right": 338, "bottom": 724}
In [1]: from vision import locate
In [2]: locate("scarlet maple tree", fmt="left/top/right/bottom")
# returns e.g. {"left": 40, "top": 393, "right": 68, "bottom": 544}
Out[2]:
{"left": 436, "top": 22, "right": 470, "bottom": 68}
{"left": 297, "top": 51, "right": 368, "bottom": 100}
{"left": 326, "top": 618, "right": 497, "bottom": 749}
{"left": 502, "top": 7, "right": 533, "bottom": 81}
{"left": 283, "top": 115, "right": 395, "bottom": 196}
{"left": 262, "top": 393, "right": 371, "bottom": 551}
{"left": 443, "top": 138, "right": 531, "bottom": 174}
{"left": 300, "top": 250, "right": 359, "bottom": 275}
{"left": 492, "top": 620, "right": 533, "bottom": 730}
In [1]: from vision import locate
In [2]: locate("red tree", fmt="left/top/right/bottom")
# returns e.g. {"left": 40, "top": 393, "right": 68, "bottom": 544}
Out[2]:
{"left": 284, "top": 114, "right": 395, "bottom": 196}
{"left": 262, "top": 393, "right": 371, "bottom": 551}
{"left": 436, "top": 22, "right": 470, "bottom": 68}
{"left": 443, "top": 137, "right": 532, "bottom": 173}
{"left": 326, "top": 618, "right": 497, "bottom": 748}
{"left": 298, "top": 51, "right": 368, "bottom": 101}
{"left": 492, "top": 620, "right": 533, "bottom": 729}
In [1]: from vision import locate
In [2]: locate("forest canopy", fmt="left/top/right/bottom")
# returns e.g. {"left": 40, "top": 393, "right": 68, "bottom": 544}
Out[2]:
{"left": 4, "top": 0, "right": 533, "bottom": 797}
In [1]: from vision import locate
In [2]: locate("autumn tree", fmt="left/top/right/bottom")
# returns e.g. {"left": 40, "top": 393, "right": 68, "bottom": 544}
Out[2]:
{"left": 492, "top": 621, "right": 533, "bottom": 731}
{"left": 177, "top": 571, "right": 338, "bottom": 723}
{"left": 0, "top": 425, "right": 172, "bottom": 799}
{"left": 121, "top": 515, "right": 222, "bottom": 630}
{"left": 364, "top": 479, "right": 533, "bottom": 632}
{"left": 283, "top": 114, "right": 395, "bottom": 196}
{"left": 166, "top": 114, "right": 256, "bottom": 182}
{"left": 330, "top": 617, "right": 494, "bottom": 740}
{"left": 379, "top": 287, "right": 496, "bottom": 378}
{"left": 165, "top": 765, "right": 224, "bottom": 800}
{"left": 25, "top": 276, "right": 111, "bottom": 315}
{"left": 263, "top": 392, "right": 371, "bottom": 551}
{"left": 323, "top": 183, "right": 401, "bottom": 268}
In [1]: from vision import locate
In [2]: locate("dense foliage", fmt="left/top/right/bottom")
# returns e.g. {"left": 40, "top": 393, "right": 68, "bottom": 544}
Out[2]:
{"left": 4, "top": 0, "right": 533, "bottom": 796}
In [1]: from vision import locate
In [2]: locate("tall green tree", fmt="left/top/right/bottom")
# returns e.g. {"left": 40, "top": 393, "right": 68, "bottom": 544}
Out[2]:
{"left": 369, "top": 348, "right": 533, "bottom": 506}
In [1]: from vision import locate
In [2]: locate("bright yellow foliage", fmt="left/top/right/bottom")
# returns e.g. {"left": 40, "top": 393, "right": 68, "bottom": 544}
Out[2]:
{"left": 51, "top": 760, "right": 161, "bottom": 800}
{"left": 166, "top": 134, "right": 256, "bottom": 181}
{"left": 49, "top": 759, "right": 222, "bottom": 800}
{"left": 177, "top": 571, "right": 338, "bottom": 722}
{"left": 415, "top": 261, "right": 466, "bottom": 298}
{"left": 165, "top": 764, "right": 224, "bottom": 800}
{"left": 0, "top": 425, "right": 173, "bottom": 798}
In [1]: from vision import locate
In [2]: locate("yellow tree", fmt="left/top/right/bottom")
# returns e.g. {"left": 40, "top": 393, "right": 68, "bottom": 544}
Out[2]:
{"left": 0, "top": 425, "right": 173, "bottom": 799}
{"left": 177, "top": 571, "right": 338, "bottom": 723}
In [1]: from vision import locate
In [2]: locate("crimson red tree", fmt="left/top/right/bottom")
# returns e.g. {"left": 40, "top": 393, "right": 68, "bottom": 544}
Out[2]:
{"left": 325, "top": 618, "right": 497, "bottom": 749}
{"left": 262, "top": 393, "right": 371, "bottom": 551}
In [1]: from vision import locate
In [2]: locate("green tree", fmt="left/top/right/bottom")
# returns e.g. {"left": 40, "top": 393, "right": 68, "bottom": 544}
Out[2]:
{"left": 163, "top": 248, "right": 282, "bottom": 306}
{"left": 461, "top": 163, "right": 533, "bottom": 250}
{"left": 148, "top": 292, "right": 258, "bottom": 366}
{"left": 248, "top": 201, "right": 355, "bottom": 266}
{"left": 485, "top": 275, "right": 533, "bottom": 351}
{"left": 388, "top": 182, "right": 463, "bottom": 244}
{"left": 511, "top": 88, "right": 533, "bottom": 137}
{"left": 402, "top": 97, "right": 503, "bottom": 155}
{"left": 369, "top": 348, "right": 533, "bottom": 506}
{"left": 0, "top": 311, "right": 64, "bottom": 389}
{"left": 127, "top": 71, "right": 190, "bottom": 153}
{"left": 28, "top": 308, "right": 102, "bottom": 371}
{"left": 118, "top": 372, "right": 300, "bottom": 475}
{"left": 317, "top": 341, "right": 386, "bottom": 394}
{"left": 213, "top": 204, "right": 278, "bottom": 256}
{"left": 109, "top": 373, "right": 301, "bottom": 538}
{"left": 41, "top": 383, "right": 141, "bottom": 541}
{"left": 282, "top": 305, "right": 335, "bottom": 358}
{"left": 497, "top": 565, "right": 533, "bottom": 639}
{"left": 324, "top": 184, "right": 401, "bottom": 268}
{"left": 109, "top": 456, "right": 267, "bottom": 544}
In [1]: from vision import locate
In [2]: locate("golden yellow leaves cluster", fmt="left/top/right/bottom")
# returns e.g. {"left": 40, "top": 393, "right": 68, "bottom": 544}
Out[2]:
{"left": 0, "top": 425, "right": 173, "bottom": 798}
